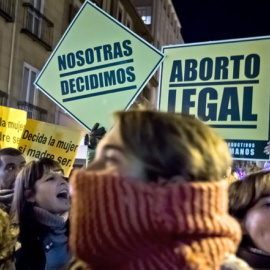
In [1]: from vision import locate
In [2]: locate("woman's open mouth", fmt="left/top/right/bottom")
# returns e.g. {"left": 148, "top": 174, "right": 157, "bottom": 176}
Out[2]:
{"left": 56, "top": 190, "right": 69, "bottom": 200}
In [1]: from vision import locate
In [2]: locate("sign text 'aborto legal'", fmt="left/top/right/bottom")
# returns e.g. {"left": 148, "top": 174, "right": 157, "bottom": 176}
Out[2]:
{"left": 168, "top": 54, "right": 259, "bottom": 126}
{"left": 159, "top": 37, "right": 270, "bottom": 160}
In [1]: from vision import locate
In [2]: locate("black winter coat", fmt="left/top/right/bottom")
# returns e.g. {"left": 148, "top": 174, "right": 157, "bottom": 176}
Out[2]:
{"left": 15, "top": 207, "right": 69, "bottom": 270}
{"left": 237, "top": 236, "right": 270, "bottom": 270}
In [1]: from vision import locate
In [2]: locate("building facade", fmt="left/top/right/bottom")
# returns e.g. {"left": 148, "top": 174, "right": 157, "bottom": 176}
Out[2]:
{"left": 133, "top": 0, "right": 183, "bottom": 49}
{"left": 0, "top": 0, "right": 88, "bottom": 132}
{"left": 1, "top": 0, "right": 62, "bottom": 122}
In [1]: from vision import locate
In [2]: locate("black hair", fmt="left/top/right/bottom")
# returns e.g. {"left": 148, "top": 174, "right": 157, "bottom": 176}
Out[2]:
{"left": 0, "top": 148, "right": 22, "bottom": 167}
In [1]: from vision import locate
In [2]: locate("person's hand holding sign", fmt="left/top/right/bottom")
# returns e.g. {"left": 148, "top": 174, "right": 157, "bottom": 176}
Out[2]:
{"left": 85, "top": 123, "right": 106, "bottom": 166}
{"left": 85, "top": 123, "right": 106, "bottom": 150}
{"left": 264, "top": 142, "right": 270, "bottom": 155}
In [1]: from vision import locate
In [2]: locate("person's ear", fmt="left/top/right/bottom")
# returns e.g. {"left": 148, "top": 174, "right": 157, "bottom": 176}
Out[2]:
{"left": 24, "top": 190, "right": 35, "bottom": 203}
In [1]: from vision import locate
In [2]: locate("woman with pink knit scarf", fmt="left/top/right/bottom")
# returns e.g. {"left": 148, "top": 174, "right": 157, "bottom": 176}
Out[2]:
{"left": 69, "top": 110, "right": 250, "bottom": 270}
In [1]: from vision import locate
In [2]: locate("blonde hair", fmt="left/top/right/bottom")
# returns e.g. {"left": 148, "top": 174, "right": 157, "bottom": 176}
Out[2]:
{"left": 115, "top": 110, "right": 231, "bottom": 182}
{"left": 0, "top": 209, "right": 17, "bottom": 270}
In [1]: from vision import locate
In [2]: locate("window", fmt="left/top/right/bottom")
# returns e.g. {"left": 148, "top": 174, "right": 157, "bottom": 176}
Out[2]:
{"left": 102, "top": 0, "right": 111, "bottom": 13}
{"left": 94, "top": 0, "right": 103, "bottom": 8}
{"left": 125, "top": 13, "right": 133, "bottom": 29}
{"left": 21, "top": 0, "right": 53, "bottom": 51}
{"left": 27, "top": 0, "right": 44, "bottom": 38}
{"left": 0, "top": 90, "right": 8, "bottom": 106}
{"left": 21, "top": 63, "right": 39, "bottom": 105}
{"left": 19, "top": 63, "right": 48, "bottom": 121}
{"left": 137, "top": 6, "right": 152, "bottom": 25}
{"left": 72, "top": 0, "right": 82, "bottom": 9}
{"left": 69, "top": 6, "right": 79, "bottom": 23}
{"left": 117, "top": 1, "right": 124, "bottom": 23}
{"left": 157, "top": 41, "right": 160, "bottom": 50}
{"left": 0, "top": 0, "right": 15, "bottom": 22}
{"left": 166, "top": 31, "right": 170, "bottom": 44}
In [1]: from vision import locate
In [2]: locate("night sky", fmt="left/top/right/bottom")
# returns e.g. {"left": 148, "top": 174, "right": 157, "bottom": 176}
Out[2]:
{"left": 172, "top": 0, "right": 270, "bottom": 43}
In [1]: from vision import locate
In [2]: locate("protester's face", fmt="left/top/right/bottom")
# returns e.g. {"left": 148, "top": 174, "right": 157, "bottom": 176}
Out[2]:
{"left": 244, "top": 195, "right": 270, "bottom": 254}
{"left": 30, "top": 170, "right": 70, "bottom": 214}
{"left": 0, "top": 155, "right": 25, "bottom": 189}
{"left": 89, "top": 122, "right": 146, "bottom": 180}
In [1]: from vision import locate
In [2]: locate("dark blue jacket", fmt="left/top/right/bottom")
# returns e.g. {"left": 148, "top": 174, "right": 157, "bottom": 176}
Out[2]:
{"left": 16, "top": 208, "right": 70, "bottom": 270}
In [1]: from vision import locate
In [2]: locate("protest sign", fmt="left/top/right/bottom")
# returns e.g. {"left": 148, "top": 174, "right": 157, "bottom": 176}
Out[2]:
{"left": 18, "top": 119, "right": 83, "bottom": 176}
{"left": 0, "top": 106, "right": 27, "bottom": 149}
{"left": 35, "top": 0, "right": 164, "bottom": 131}
{"left": 159, "top": 37, "right": 270, "bottom": 160}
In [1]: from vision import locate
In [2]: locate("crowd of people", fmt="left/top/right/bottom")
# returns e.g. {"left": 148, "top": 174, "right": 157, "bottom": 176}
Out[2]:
{"left": 0, "top": 109, "right": 269, "bottom": 269}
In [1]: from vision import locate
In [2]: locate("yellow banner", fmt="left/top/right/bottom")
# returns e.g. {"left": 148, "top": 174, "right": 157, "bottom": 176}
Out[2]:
{"left": 0, "top": 106, "right": 27, "bottom": 149}
{"left": 18, "top": 119, "right": 83, "bottom": 176}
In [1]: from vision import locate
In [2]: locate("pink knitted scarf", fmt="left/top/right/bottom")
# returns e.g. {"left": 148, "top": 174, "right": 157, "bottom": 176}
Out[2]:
{"left": 70, "top": 170, "right": 241, "bottom": 270}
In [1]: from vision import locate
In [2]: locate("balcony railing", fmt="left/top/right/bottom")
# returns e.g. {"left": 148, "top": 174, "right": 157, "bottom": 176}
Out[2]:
{"left": 21, "top": 2, "right": 54, "bottom": 51}
{"left": 0, "top": 90, "right": 8, "bottom": 106}
{"left": 0, "top": 0, "right": 15, "bottom": 22}
{"left": 17, "top": 101, "right": 48, "bottom": 122}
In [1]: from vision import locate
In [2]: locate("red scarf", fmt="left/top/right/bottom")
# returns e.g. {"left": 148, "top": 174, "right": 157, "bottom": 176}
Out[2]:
{"left": 70, "top": 170, "right": 241, "bottom": 270}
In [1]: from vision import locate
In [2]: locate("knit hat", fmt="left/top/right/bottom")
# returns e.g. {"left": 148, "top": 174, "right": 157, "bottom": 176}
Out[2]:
{"left": 70, "top": 170, "right": 241, "bottom": 270}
